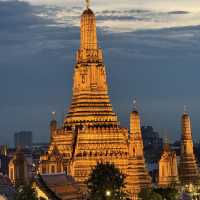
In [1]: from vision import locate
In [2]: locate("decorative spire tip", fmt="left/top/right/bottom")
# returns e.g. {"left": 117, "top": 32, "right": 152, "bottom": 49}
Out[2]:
{"left": 51, "top": 111, "right": 56, "bottom": 120}
{"left": 133, "top": 98, "right": 137, "bottom": 111}
{"left": 164, "top": 134, "right": 169, "bottom": 145}
{"left": 85, "top": 0, "right": 90, "bottom": 9}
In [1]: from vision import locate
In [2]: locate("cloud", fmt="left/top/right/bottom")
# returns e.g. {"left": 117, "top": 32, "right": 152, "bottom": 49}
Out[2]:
{"left": 0, "top": 0, "right": 200, "bottom": 145}
{"left": 23, "top": 2, "right": 200, "bottom": 32}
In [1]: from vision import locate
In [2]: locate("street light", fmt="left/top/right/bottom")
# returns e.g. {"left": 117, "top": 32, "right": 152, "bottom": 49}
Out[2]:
{"left": 105, "top": 190, "right": 111, "bottom": 197}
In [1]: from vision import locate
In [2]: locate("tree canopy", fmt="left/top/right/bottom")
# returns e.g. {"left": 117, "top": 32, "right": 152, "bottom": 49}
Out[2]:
{"left": 139, "top": 187, "right": 179, "bottom": 200}
{"left": 87, "top": 162, "right": 129, "bottom": 200}
{"left": 138, "top": 188, "right": 162, "bottom": 200}
{"left": 15, "top": 185, "right": 38, "bottom": 200}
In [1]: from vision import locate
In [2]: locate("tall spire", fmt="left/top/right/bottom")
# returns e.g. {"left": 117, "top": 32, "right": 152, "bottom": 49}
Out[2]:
{"left": 64, "top": 4, "right": 117, "bottom": 127}
{"left": 80, "top": 2, "right": 97, "bottom": 51}
{"left": 50, "top": 111, "right": 57, "bottom": 140}
{"left": 181, "top": 111, "right": 192, "bottom": 141}
{"left": 129, "top": 107, "right": 143, "bottom": 157}
{"left": 179, "top": 111, "right": 199, "bottom": 185}
{"left": 163, "top": 135, "right": 170, "bottom": 152}
{"left": 127, "top": 104, "right": 151, "bottom": 195}
{"left": 85, "top": 0, "right": 90, "bottom": 9}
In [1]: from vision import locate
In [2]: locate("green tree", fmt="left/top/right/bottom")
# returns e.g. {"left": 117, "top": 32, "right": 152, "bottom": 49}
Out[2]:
{"left": 15, "top": 184, "right": 38, "bottom": 200}
{"left": 87, "top": 162, "right": 129, "bottom": 200}
{"left": 154, "top": 187, "right": 179, "bottom": 200}
{"left": 138, "top": 188, "right": 162, "bottom": 200}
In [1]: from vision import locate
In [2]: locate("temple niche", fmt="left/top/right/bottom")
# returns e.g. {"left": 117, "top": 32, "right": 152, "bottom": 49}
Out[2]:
{"left": 38, "top": 1, "right": 151, "bottom": 199}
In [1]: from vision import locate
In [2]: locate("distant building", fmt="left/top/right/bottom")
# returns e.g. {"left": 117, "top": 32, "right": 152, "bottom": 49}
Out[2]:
{"left": 31, "top": 143, "right": 49, "bottom": 163}
{"left": 141, "top": 126, "right": 163, "bottom": 162}
{"left": 14, "top": 131, "right": 32, "bottom": 149}
{"left": 142, "top": 126, "right": 163, "bottom": 147}
{"left": 0, "top": 155, "right": 10, "bottom": 175}
{"left": 0, "top": 145, "right": 8, "bottom": 157}
{"left": 8, "top": 148, "right": 33, "bottom": 186}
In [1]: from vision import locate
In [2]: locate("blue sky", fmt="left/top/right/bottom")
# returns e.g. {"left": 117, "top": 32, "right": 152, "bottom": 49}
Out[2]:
{"left": 1, "top": 0, "right": 200, "bottom": 145}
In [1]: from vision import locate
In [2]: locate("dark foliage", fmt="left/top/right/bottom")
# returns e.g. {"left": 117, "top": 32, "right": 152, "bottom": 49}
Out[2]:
{"left": 15, "top": 184, "right": 38, "bottom": 200}
{"left": 139, "top": 187, "right": 179, "bottom": 200}
{"left": 87, "top": 162, "right": 129, "bottom": 200}
{"left": 154, "top": 187, "right": 179, "bottom": 200}
{"left": 138, "top": 188, "right": 162, "bottom": 200}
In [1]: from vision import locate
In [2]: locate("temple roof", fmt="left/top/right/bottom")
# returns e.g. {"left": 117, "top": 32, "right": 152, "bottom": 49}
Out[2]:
{"left": 34, "top": 173, "right": 82, "bottom": 200}
{"left": 82, "top": 8, "right": 94, "bottom": 16}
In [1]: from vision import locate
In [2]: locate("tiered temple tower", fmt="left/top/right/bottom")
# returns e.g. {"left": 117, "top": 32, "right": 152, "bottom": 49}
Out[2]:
{"left": 39, "top": 1, "right": 151, "bottom": 198}
{"left": 126, "top": 106, "right": 151, "bottom": 198}
{"left": 179, "top": 111, "right": 200, "bottom": 185}
{"left": 158, "top": 139, "right": 179, "bottom": 187}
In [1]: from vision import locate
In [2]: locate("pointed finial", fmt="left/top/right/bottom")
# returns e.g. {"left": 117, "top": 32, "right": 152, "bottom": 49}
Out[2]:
{"left": 163, "top": 133, "right": 170, "bottom": 151}
{"left": 164, "top": 134, "right": 169, "bottom": 145}
{"left": 51, "top": 111, "right": 56, "bottom": 120}
{"left": 133, "top": 98, "right": 137, "bottom": 110}
{"left": 85, "top": 0, "right": 90, "bottom": 8}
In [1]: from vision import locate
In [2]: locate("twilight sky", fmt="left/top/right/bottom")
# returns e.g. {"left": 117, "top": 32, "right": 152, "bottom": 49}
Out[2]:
{"left": 1, "top": 0, "right": 200, "bottom": 145}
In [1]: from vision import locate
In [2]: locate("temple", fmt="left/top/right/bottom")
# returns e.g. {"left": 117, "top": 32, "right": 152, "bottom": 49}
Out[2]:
{"left": 126, "top": 107, "right": 152, "bottom": 196}
{"left": 179, "top": 111, "right": 200, "bottom": 185}
{"left": 158, "top": 138, "right": 179, "bottom": 187}
{"left": 38, "top": 1, "right": 151, "bottom": 199}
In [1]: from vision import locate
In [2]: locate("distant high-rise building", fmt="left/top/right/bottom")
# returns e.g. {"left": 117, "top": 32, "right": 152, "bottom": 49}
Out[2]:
{"left": 14, "top": 131, "right": 32, "bottom": 148}
{"left": 141, "top": 126, "right": 163, "bottom": 162}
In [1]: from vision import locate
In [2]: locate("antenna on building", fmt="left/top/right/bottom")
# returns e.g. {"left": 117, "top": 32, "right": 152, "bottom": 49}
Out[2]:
{"left": 85, "top": 0, "right": 90, "bottom": 8}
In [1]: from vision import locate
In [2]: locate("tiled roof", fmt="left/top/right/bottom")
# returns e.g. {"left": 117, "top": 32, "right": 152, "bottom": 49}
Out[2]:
{"left": 34, "top": 173, "right": 83, "bottom": 200}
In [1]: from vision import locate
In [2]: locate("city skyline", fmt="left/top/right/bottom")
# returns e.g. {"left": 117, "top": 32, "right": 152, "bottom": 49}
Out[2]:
{"left": 1, "top": 0, "right": 200, "bottom": 145}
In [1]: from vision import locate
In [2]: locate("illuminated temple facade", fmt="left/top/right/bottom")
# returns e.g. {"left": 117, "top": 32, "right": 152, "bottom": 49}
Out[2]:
{"left": 39, "top": 2, "right": 151, "bottom": 199}
{"left": 158, "top": 112, "right": 200, "bottom": 188}
{"left": 158, "top": 140, "right": 179, "bottom": 187}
